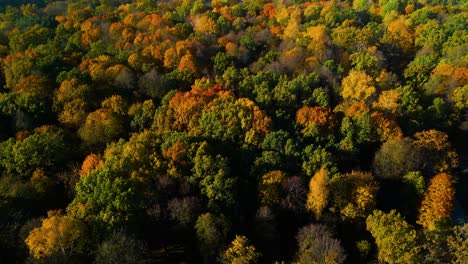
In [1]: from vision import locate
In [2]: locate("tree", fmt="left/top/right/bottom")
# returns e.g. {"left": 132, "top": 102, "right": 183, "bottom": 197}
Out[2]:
{"left": 101, "top": 95, "right": 128, "bottom": 115}
{"left": 223, "top": 235, "right": 260, "bottom": 264}
{"left": 25, "top": 210, "right": 87, "bottom": 261}
{"left": 329, "top": 171, "right": 378, "bottom": 220}
{"left": 372, "top": 89, "right": 400, "bottom": 114}
{"left": 341, "top": 70, "right": 376, "bottom": 102}
{"left": 413, "top": 130, "right": 458, "bottom": 174}
{"left": 68, "top": 168, "right": 143, "bottom": 228}
{"left": 448, "top": 224, "right": 468, "bottom": 264}
{"left": 192, "top": 142, "right": 235, "bottom": 209}
{"left": 295, "top": 224, "right": 346, "bottom": 264}
{"left": 55, "top": 79, "right": 91, "bottom": 107}
{"left": 78, "top": 109, "right": 125, "bottom": 149}
{"left": 381, "top": 16, "right": 414, "bottom": 55}
{"left": 128, "top": 100, "right": 156, "bottom": 132}
{"left": 418, "top": 173, "right": 455, "bottom": 230}
{"left": 80, "top": 153, "right": 104, "bottom": 176}
{"left": 281, "top": 176, "right": 307, "bottom": 213}
{"left": 0, "top": 126, "right": 67, "bottom": 177}
{"left": 58, "top": 98, "right": 88, "bottom": 128}
{"left": 258, "top": 170, "right": 286, "bottom": 207}
{"left": 95, "top": 230, "right": 147, "bottom": 264}
{"left": 373, "top": 137, "right": 423, "bottom": 179}
{"left": 306, "top": 167, "right": 329, "bottom": 220}
{"left": 195, "top": 213, "right": 230, "bottom": 263}
{"left": 193, "top": 15, "right": 219, "bottom": 36}
{"left": 167, "top": 196, "right": 200, "bottom": 227}
{"left": 366, "top": 210, "right": 421, "bottom": 264}
{"left": 296, "top": 106, "right": 335, "bottom": 137}
{"left": 370, "top": 111, "right": 403, "bottom": 142}
{"left": 302, "top": 146, "right": 337, "bottom": 178}
{"left": 450, "top": 85, "right": 468, "bottom": 110}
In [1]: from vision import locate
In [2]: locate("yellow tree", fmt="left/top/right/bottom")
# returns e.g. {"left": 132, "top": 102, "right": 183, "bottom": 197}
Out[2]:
{"left": 372, "top": 89, "right": 400, "bottom": 115}
{"left": 282, "top": 8, "right": 301, "bottom": 40}
{"left": 306, "top": 167, "right": 329, "bottom": 220}
{"left": 306, "top": 25, "right": 330, "bottom": 62}
{"left": 223, "top": 235, "right": 260, "bottom": 264}
{"left": 370, "top": 111, "right": 403, "bottom": 142}
{"left": 330, "top": 171, "right": 378, "bottom": 220}
{"left": 101, "top": 95, "right": 128, "bottom": 115}
{"left": 413, "top": 130, "right": 458, "bottom": 173}
{"left": 418, "top": 173, "right": 455, "bottom": 230}
{"left": 341, "top": 70, "right": 376, "bottom": 102}
{"left": 193, "top": 15, "right": 219, "bottom": 36}
{"left": 381, "top": 16, "right": 414, "bottom": 54}
{"left": 25, "top": 210, "right": 87, "bottom": 261}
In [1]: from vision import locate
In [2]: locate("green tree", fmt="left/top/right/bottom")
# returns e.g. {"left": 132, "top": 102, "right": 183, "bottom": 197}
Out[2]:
{"left": 195, "top": 213, "right": 230, "bottom": 263}
{"left": 0, "top": 127, "right": 67, "bottom": 177}
{"left": 366, "top": 210, "right": 421, "bottom": 264}
{"left": 68, "top": 168, "right": 143, "bottom": 228}
{"left": 373, "top": 138, "right": 423, "bottom": 179}
{"left": 192, "top": 142, "right": 236, "bottom": 209}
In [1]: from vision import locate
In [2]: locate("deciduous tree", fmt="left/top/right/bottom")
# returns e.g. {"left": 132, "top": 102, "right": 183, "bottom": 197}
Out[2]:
{"left": 25, "top": 210, "right": 87, "bottom": 261}
{"left": 306, "top": 167, "right": 329, "bottom": 220}
{"left": 223, "top": 235, "right": 260, "bottom": 264}
{"left": 295, "top": 224, "right": 346, "bottom": 264}
{"left": 366, "top": 210, "right": 420, "bottom": 264}
{"left": 418, "top": 173, "right": 455, "bottom": 230}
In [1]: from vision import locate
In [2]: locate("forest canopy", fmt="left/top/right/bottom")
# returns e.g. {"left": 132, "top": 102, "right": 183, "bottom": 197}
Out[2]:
{"left": 0, "top": 0, "right": 467, "bottom": 263}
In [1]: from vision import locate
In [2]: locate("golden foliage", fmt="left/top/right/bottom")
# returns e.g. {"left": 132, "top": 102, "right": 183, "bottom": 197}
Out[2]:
{"left": 178, "top": 53, "right": 197, "bottom": 73}
{"left": 345, "top": 101, "right": 370, "bottom": 119}
{"left": 283, "top": 8, "right": 301, "bottom": 40}
{"left": 413, "top": 130, "right": 459, "bottom": 172}
{"left": 375, "top": 70, "right": 399, "bottom": 90}
{"left": 25, "top": 210, "right": 86, "bottom": 260}
{"left": 101, "top": 95, "right": 128, "bottom": 115}
{"left": 58, "top": 98, "right": 88, "bottom": 128}
{"left": 14, "top": 74, "right": 49, "bottom": 94}
{"left": 418, "top": 173, "right": 455, "bottom": 230}
{"left": 80, "top": 153, "right": 104, "bottom": 176}
{"left": 382, "top": 16, "right": 414, "bottom": 53}
{"left": 341, "top": 70, "right": 376, "bottom": 102}
{"left": 223, "top": 235, "right": 260, "bottom": 264}
{"left": 164, "top": 47, "right": 179, "bottom": 69}
{"left": 193, "top": 15, "right": 218, "bottom": 35}
{"left": 331, "top": 171, "right": 378, "bottom": 220}
{"left": 372, "top": 89, "right": 400, "bottom": 114}
{"left": 371, "top": 111, "right": 403, "bottom": 141}
{"left": 306, "top": 167, "right": 329, "bottom": 220}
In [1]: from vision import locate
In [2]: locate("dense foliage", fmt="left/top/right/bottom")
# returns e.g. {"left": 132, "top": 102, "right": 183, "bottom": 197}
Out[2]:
{"left": 0, "top": 0, "right": 467, "bottom": 263}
